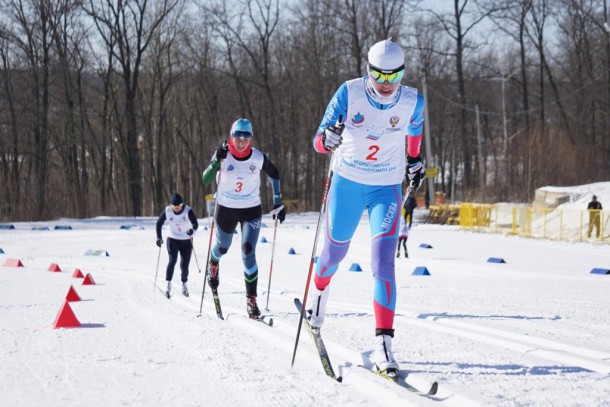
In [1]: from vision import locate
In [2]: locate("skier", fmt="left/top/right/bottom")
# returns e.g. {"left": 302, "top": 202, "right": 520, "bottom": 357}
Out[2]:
{"left": 404, "top": 194, "right": 417, "bottom": 228}
{"left": 156, "top": 193, "right": 199, "bottom": 297}
{"left": 397, "top": 214, "right": 409, "bottom": 258}
{"left": 306, "top": 38, "right": 426, "bottom": 374}
{"left": 201, "top": 118, "right": 286, "bottom": 319}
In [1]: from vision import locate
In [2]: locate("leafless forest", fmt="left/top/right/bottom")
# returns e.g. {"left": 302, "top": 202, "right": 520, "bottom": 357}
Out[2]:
{"left": 0, "top": 0, "right": 608, "bottom": 221}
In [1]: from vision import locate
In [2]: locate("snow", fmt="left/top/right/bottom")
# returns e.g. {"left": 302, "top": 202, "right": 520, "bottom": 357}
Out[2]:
{"left": 2, "top": 186, "right": 610, "bottom": 406}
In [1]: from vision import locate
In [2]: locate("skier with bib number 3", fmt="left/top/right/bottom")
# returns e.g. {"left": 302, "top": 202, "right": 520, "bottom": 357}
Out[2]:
{"left": 201, "top": 118, "right": 286, "bottom": 319}
{"left": 307, "top": 39, "right": 426, "bottom": 375}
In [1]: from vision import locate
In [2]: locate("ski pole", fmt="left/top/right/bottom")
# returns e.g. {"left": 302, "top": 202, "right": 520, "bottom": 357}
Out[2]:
{"left": 264, "top": 204, "right": 284, "bottom": 311}
{"left": 191, "top": 237, "right": 201, "bottom": 273}
{"left": 291, "top": 116, "right": 343, "bottom": 367}
{"left": 153, "top": 244, "right": 162, "bottom": 293}
{"left": 198, "top": 163, "right": 222, "bottom": 317}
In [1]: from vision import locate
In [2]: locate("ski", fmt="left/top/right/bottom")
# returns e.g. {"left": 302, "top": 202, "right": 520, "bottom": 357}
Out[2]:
{"left": 254, "top": 315, "right": 273, "bottom": 326}
{"left": 211, "top": 287, "right": 224, "bottom": 320}
{"left": 294, "top": 298, "right": 342, "bottom": 382}
{"left": 370, "top": 366, "right": 438, "bottom": 396}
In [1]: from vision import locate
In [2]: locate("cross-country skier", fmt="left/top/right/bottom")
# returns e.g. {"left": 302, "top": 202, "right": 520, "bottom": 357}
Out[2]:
{"left": 306, "top": 38, "right": 426, "bottom": 374}
{"left": 201, "top": 118, "right": 286, "bottom": 319}
{"left": 156, "top": 193, "right": 199, "bottom": 297}
{"left": 397, "top": 214, "right": 409, "bottom": 258}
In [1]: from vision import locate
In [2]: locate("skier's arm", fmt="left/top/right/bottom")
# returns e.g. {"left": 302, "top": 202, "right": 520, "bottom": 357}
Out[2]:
{"left": 201, "top": 142, "right": 228, "bottom": 185}
{"left": 201, "top": 160, "right": 220, "bottom": 185}
{"left": 156, "top": 211, "right": 167, "bottom": 239}
{"left": 313, "top": 83, "right": 348, "bottom": 154}
{"left": 262, "top": 155, "right": 282, "bottom": 205}
{"left": 188, "top": 209, "right": 199, "bottom": 231}
{"left": 406, "top": 93, "right": 425, "bottom": 158}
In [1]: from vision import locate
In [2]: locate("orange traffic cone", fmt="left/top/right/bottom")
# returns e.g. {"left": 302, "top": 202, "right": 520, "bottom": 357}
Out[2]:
{"left": 53, "top": 301, "right": 80, "bottom": 328}
{"left": 65, "top": 285, "right": 81, "bottom": 302}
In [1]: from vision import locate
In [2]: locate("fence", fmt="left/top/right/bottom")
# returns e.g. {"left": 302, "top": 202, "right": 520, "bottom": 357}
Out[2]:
{"left": 426, "top": 203, "right": 608, "bottom": 243}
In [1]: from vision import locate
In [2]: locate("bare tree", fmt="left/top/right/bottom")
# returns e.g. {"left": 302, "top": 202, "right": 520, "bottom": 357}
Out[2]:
{"left": 83, "top": 0, "right": 183, "bottom": 217}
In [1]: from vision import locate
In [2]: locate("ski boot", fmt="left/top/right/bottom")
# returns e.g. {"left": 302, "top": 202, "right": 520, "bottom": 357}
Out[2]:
{"left": 373, "top": 329, "right": 399, "bottom": 374}
{"left": 182, "top": 282, "right": 189, "bottom": 297}
{"left": 207, "top": 261, "right": 219, "bottom": 289}
{"left": 247, "top": 295, "right": 261, "bottom": 319}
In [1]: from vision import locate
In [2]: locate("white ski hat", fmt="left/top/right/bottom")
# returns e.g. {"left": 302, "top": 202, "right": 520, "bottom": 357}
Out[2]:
{"left": 368, "top": 39, "right": 405, "bottom": 71}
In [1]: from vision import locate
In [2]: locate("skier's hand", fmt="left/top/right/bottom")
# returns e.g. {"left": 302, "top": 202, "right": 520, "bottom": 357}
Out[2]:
{"left": 322, "top": 122, "right": 344, "bottom": 151}
{"left": 214, "top": 141, "right": 229, "bottom": 161}
{"left": 156, "top": 238, "right": 163, "bottom": 247}
{"left": 186, "top": 229, "right": 194, "bottom": 236}
{"left": 406, "top": 155, "right": 425, "bottom": 191}
{"left": 273, "top": 204, "right": 286, "bottom": 224}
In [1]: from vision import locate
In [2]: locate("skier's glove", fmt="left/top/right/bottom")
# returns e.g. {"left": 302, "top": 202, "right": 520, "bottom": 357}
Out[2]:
{"left": 406, "top": 155, "right": 426, "bottom": 191}
{"left": 186, "top": 229, "right": 194, "bottom": 236}
{"left": 214, "top": 142, "right": 229, "bottom": 161}
{"left": 322, "top": 122, "right": 345, "bottom": 151}
{"left": 273, "top": 204, "right": 286, "bottom": 224}
{"left": 156, "top": 238, "right": 163, "bottom": 247}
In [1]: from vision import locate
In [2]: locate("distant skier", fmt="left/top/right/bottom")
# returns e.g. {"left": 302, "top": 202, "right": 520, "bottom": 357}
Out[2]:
{"left": 404, "top": 194, "right": 417, "bottom": 228}
{"left": 397, "top": 215, "right": 409, "bottom": 258}
{"left": 587, "top": 195, "right": 603, "bottom": 238}
{"left": 306, "top": 38, "right": 426, "bottom": 374}
{"left": 201, "top": 118, "right": 286, "bottom": 319}
{"left": 156, "top": 193, "right": 199, "bottom": 298}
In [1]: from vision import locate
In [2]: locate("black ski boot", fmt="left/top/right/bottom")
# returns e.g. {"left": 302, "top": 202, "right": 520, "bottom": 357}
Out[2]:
{"left": 247, "top": 295, "right": 261, "bottom": 319}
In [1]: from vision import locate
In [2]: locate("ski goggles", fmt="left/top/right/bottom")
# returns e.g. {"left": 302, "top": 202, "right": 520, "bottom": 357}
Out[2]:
{"left": 231, "top": 130, "right": 253, "bottom": 140}
{"left": 368, "top": 64, "right": 405, "bottom": 84}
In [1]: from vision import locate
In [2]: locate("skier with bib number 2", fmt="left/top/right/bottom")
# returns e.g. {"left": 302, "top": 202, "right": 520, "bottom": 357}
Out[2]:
{"left": 306, "top": 39, "right": 426, "bottom": 374}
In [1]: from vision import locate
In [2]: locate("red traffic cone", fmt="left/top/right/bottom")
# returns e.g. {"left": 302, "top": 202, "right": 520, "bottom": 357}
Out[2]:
{"left": 65, "top": 285, "right": 81, "bottom": 302}
{"left": 48, "top": 263, "right": 62, "bottom": 272}
{"left": 82, "top": 273, "right": 96, "bottom": 285}
{"left": 53, "top": 301, "right": 80, "bottom": 328}
{"left": 3, "top": 258, "right": 24, "bottom": 267}
{"left": 72, "top": 269, "right": 84, "bottom": 278}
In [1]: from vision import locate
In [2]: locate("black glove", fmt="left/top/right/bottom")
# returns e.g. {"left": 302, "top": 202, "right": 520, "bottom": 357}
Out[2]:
{"left": 214, "top": 142, "right": 229, "bottom": 161}
{"left": 156, "top": 238, "right": 163, "bottom": 247}
{"left": 321, "top": 121, "right": 345, "bottom": 151}
{"left": 406, "top": 155, "right": 426, "bottom": 190}
{"left": 186, "top": 229, "right": 194, "bottom": 236}
{"left": 273, "top": 204, "right": 286, "bottom": 224}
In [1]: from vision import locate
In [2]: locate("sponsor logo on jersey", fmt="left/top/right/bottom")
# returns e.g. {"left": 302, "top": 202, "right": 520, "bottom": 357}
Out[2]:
{"left": 366, "top": 134, "right": 380, "bottom": 141}
{"left": 351, "top": 112, "right": 365, "bottom": 127}
{"left": 249, "top": 165, "right": 256, "bottom": 173}
{"left": 227, "top": 164, "right": 235, "bottom": 172}
{"left": 390, "top": 116, "right": 400, "bottom": 127}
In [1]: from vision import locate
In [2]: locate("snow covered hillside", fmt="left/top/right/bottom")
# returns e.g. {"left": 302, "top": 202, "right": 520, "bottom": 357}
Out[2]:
{"left": 1, "top": 212, "right": 610, "bottom": 406}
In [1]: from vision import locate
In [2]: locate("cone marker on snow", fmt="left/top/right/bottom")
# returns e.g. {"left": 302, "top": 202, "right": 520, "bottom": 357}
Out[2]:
{"left": 82, "top": 273, "right": 96, "bottom": 285}
{"left": 48, "top": 263, "right": 62, "bottom": 272}
{"left": 65, "top": 285, "right": 82, "bottom": 302}
{"left": 53, "top": 301, "right": 80, "bottom": 328}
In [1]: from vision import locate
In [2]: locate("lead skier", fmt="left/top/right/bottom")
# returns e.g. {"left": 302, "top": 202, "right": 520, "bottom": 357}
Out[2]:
{"left": 306, "top": 39, "right": 426, "bottom": 373}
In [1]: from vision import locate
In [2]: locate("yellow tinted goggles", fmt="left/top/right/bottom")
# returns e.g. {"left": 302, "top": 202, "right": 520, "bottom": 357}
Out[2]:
{"left": 368, "top": 65, "right": 405, "bottom": 84}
